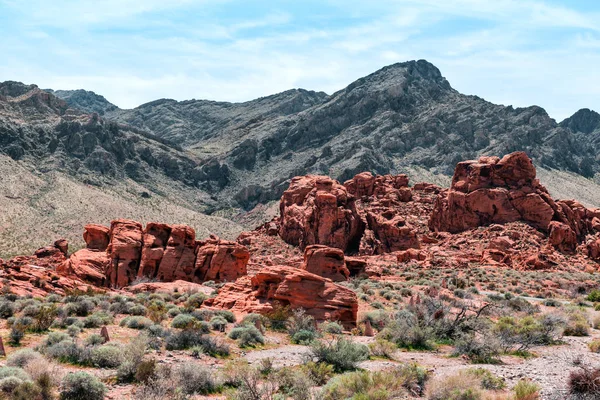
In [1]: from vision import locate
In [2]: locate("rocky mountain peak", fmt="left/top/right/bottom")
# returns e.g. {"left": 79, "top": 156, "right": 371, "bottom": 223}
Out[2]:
{"left": 0, "top": 81, "right": 39, "bottom": 98}
{"left": 560, "top": 108, "right": 600, "bottom": 134}
{"left": 45, "top": 88, "right": 118, "bottom": 115}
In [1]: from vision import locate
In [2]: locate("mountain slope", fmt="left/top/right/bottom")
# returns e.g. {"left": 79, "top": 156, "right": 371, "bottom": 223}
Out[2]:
{"left": 58, "top": 60, "right": 598, "bottom": 211}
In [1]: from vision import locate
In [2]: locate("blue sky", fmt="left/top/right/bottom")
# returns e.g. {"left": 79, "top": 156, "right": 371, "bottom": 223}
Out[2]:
{"left": 1, "top": 0, "right": 599, "bottom": 120}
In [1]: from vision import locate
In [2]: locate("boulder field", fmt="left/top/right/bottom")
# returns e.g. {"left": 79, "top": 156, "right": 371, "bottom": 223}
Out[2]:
{"left": 2, "top": 151, "right": 600, "bottom": 327}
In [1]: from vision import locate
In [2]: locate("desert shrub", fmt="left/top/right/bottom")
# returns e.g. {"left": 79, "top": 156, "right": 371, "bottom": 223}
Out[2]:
{"left": 84, "top": 334, "right": 106, "bottom": 346}
{"left": 379, "top": 313, "right": 435, "bottom": 351}
{"left": 59, "top": 372, "right": 106, "bottom": 400}
{"left": 8, "top": 379, "right": 42, "bottom": 399}
{"left": 241, "top": 313, "right": 268, "bottom": 327}
{"left": 426, "top": 370, "right": 483, "bottom": 400}
{"left": 9, "top": 321, "right": 26, "bottom": 345}
{"left": 589, "top": 339, "right": 600, "bottom": 353}
{"left": 21, "top": 304, "right": 41, "bottom": 317}
{"left": 222, "top": 362, "right": 278, "bottom": 400}
{"left": 466, "top": 368, "right": 505, "bottom": 390}
{"left": 493, "top": 314, "right": 564, "bottom": 353}
{"left": 120, "top": 316, "right": 153, "bottom": 330}
{"left": 586, "top": 290, "right": 600, "bottom": 302}
{"left": 320, "top": 321, "right": 343, "bottom": 334}
{"left": 185, "top": 293, "right": 207, "bottom": 308}
{"left": 175, "top": 363, "right": 220, "bottom": 394}
{"left": 215, "top": 310, "right": 236, "bottom": 323}
{"left": 287, "top": 308, "right": 316, "bottom": 337}
{"left": 90, "top": 345, "right": 123, "bottom": 368}
{"left": 322, "top": 365, "right": 428, "bottom": 400}
{"left": 264, "top": 302, "right": 291, "bottom": 330}
{"left": 309, "top": 337, "right": 369, "bottom": 372}
{"left": 116, "top": 334, "right": 148, "bottom": 383}
{"left": 134, "top": 359, "right": 157, "bottom": 384}
{"left": 83, "top": 311, "right": 113, "bottom": 328}
{"left": 197, "top": 336, "right": 230, "bottom": 357}
{"left": 0, "top": 376, "right": 32, "bottom": 395}
{"left": 126, "top": 304, "right": 147, "bottom": 316}
{"left": 166, "top": 307, "right": 181, "bottom": 318}
{"left": 0, "top": 301, "right": 15, "bottom": 318}
{"left": 369, "top": 338, "right": 397, "bottom": 359}
{"left": 0, "top": 367, "right": 31, "bottom": 382}
{"left": 301, "top": 362, "right": 334, "bottom": 385}
{"left": 291, "top": 329, "right": 317, "bottom": 345}
{"left": 513, "top": 379, "right": 541, "bottom": 400}
{"left": 42, "top": 331, "right": 71, "bottom": 347}
{"left": 65, "top": 299, "right": 95, "bottom": 317}
{"left": 563, "top": 309, "right": 590, "bottom": 336}
{"left": 568, "top": 366, "right": 600, "bottom": 396}
{"left": 6, "top": 349, "right": 43, "bottom": 368}
{"left": 164, "top": 329, "right": 205, "bottom": 350}
{"left": 24, "top": 358, "right": 61, "bottom": 400}
{"left": 171, "top": 313, "right": 196, "bottom": 329}
{"left": 275, "top": 367, "right": 313, "bottom": 400}
{"left": 210, "top": 316, "right": 228, "bottom": 331}
{"left": 44, "top": 340, "right": 87, "bottom": 365}
{"left": 361, "top": 310, "right": 390, "bottom": 331}
{"left": 31, "top": 304, "right": 59, "bottom": 332}
{"left": 146, "top": 302, "right": 167, "bottom": 323}
{"left": 454, "top": 333, "right": 501, "bottom": 363}
{"left": 228, "top": 326, "right": 265, "bottom": 347}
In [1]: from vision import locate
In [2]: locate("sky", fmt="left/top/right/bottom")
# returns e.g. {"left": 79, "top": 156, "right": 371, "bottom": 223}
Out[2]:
{"left": 1, "top": 0, "right": 599, "bottom": 121}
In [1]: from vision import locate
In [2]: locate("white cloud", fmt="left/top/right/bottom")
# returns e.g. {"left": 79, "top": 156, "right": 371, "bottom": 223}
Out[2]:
{"left": 0, "top": 0, "right": 599, "bottom": 120}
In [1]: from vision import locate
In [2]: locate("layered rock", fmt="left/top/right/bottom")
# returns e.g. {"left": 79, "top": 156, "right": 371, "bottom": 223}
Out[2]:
{"left": 194, "top": 237, "right": 250, "bottom": 283}
{"left": 279, "top": 175, "right": 365, "bottom": 252}
{"left": 62, "top": 220, "right": 251, "bottom": 288}
{"left": 106, "top": 219, "right": 143, "bottom": 288}
{"left": 344, "top": 172, "right": 411, "bottom": 201}
{"left": 302, "top": 245, "right": 349, "bottom": 282}
{"left": 429, "top": 152, "right": 600, "bottom": 250}
{"left": 362, "top": 210, "right": 420, "bottom": 254}
{"left": 207, "top": 265, "right": 358, "bottom": 328}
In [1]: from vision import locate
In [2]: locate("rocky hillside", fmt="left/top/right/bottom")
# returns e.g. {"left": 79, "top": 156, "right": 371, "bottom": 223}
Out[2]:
{"left": 67, "top": 60, "right": 599, "bottom": 210}
{"left": 3, "top": 59, "right": 600, "bottom": 255}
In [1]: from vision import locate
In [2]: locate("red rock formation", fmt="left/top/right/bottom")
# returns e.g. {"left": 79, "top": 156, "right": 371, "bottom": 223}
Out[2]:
{"left": 207, "top": 265, "right": 358, "bottom": 328}
{"left": 194, "top": 237, "right": 250, "bottom": 283}
{"left": 58, "top": 249, "right": 108, "bottom": 287}
{"left": 137, "top": 223, "right": 171, "bottom": 280}
{"left": 279, "top": 175, "right": 364, "bottom": 252}
{"left": 344, "top": 172, "right": 411, "bottom": 201}
{"left": 302, "top": 245, "right": 349, "bottom": 282}
{"left": 156, "top": 225, "right": 197, "bottom": 282}
{"left": 429, "top": 152, "right": 600, "bottom": 253}
{"left": 106, "top": 219, "right": 143, "bottom": 288}
{"left": 83, "top": 224, "right": 110, "bottom": 251}
{"left": 362, "top": 210, "right": 420, "bottom": 254}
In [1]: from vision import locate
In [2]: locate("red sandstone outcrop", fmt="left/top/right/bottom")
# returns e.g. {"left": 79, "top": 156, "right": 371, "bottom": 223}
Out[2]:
{"left": 62, "top": 220, "right": 251, "bottom": 288}
{"left": 83, "top": 224, "right": 110, "bottom": 251}
{"left": 106, "top": 219, "right": 143, "bottom": 288}
{"left": 344, "top": 172, "right": 411, "bottom": 202}
{"left": 429, "top": 152, "right": 600, "bottom": 254}
{"left": 279, "top": 175, "right": 364, "bottom": 252}
{"left": 302, "top": 245, "right": 349, "bottom": 282}
{"left": 207, "top": 265, "right": 358, "bottom": 328}
{"left": 194, "top": 237, "right": 250, "bottom": 283}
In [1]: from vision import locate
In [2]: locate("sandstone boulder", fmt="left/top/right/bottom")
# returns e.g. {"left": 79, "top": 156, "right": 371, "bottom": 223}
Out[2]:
{"left": 106, "top": 219, "right": 143, "bottom": 288}
{"left": 58, "top": 249, "right": 108, "bottom": 287}
{"left": 279, "top": 175, "right": 364, "bottom": 252}
{"left": 83, "top": 224, "right": 110, "bottom": 251}
{"left": 156, "top": 225, "right": 197, "bottom": 282}
{"left": 207, "top": 265, "right": 358, "bottom": 328}
{"left": 194, "top": 237, "right": 250, "bottom": 283}
{"left": 302, "top": 245, "right": 349, "bottom": 282}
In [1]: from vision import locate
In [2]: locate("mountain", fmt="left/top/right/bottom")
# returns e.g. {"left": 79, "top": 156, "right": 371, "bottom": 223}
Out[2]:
{"left": 100, "top": 60, "right": 599, "bottom": 208}
{"left": 0, "top": 82, "right": 242, "bottom": 257}
{"left": 44, "top": 88, "right": 118, "bottom": 115}
{"left": 3, "top": 59, "right": 600, "bottom": 255}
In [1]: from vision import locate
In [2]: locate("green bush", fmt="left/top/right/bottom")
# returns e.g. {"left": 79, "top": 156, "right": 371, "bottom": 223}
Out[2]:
{"left": 6, "top": 349, "right": 43, "bottom": 368}
{"left": 453, "top": 333, "right": 500, "bottom": 363}
{"left": 210, "top": 316, "right": 228, "bottom": 331}
{"left": 185, "top": 293, "right": 207, "bottom": 308}
{"left": 165, "top": 329, "right": 206, "bottom": 350}
{"left": 175, "top": 363, "right": 220, "bottom": 394}
{"left": 228, "top": 326, "right": 264, "bottom": 348}
{"left": 301, "top": 362, "right": 334, "bottom": 385}
{"left": 59, "top": 372, "right": 106, "bottom": 400}
{"left": 291, "top": 329, "right": 317, "bottom": 345}
{"left": 309, "top": 337, "right": 369, "bottom": 372}
{"left": 120, "top": 316, "right": 153, "bottom": 330}
{"left": 514, "top": 378, "right": 541, "bottom": 399}
{"left": 83, "top": 311, "right": 113, "bottom": 328}
{"left": 84, "top": 334, "right": 106, "bottom": 346}
{"left": 90, "top": 345, "right": 123, "bottom": 368}
{"left": 493, "top": 314, "right": 564, "bottom": 352}
{"left": 466, "top": 368, "right": 505, "bottom": 390}
{"left": 586, "top": 290, "right": 600, "bottom": 302}
{"left": 320, "top": 321, "right": 343, "bottom": 334}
